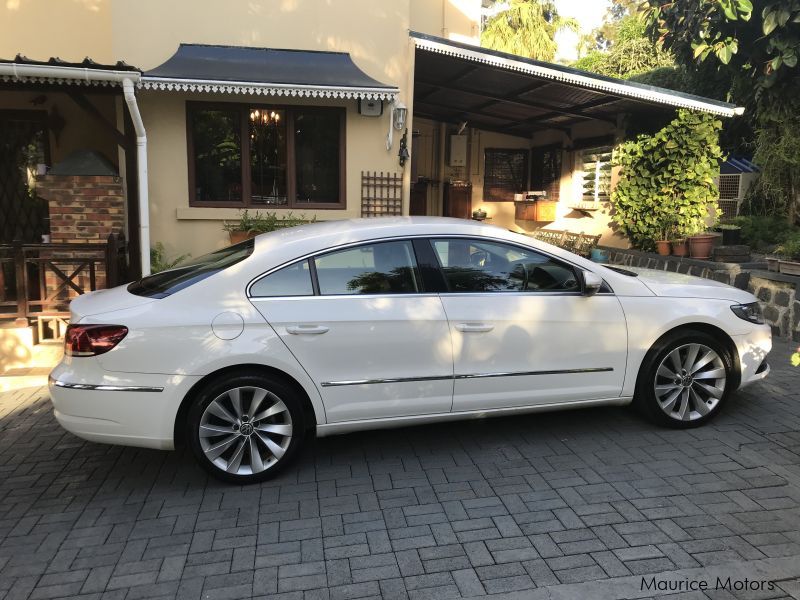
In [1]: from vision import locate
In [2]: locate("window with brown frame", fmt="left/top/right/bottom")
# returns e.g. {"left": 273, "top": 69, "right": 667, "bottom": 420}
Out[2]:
{"left": 187, "top": 102, "right": 346, "bottom": 209}
{"left": 531, "top": 145, "right": 562, "bottom": 201}
{"left": 483, "top": 148, "right": 529, "bottom": 202}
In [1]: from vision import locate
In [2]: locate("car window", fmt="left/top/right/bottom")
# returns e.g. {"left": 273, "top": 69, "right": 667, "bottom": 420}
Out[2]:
{"left": 432, "top": 238, "right": 579, "bottom": 293}
{"left": 314, "top": 240, "right": 421, "bottom": 295}
{"left": 128, "top": 239, "right": 254, "bottom": 298}
{"left": 250, "top": 260, "right": 313, "bottom": 297}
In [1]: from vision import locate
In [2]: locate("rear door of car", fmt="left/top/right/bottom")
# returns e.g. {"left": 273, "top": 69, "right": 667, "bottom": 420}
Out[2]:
{"left": 249, "top": 238, "right": 454, "bottom": 423}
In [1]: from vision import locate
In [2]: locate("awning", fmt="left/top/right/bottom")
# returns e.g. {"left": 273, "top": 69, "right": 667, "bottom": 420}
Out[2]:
{"left": 140, "top": 43, "right": 399, "bottom": 101}
{"left": 412, "top": 32, "right": 741, "bottom": 138}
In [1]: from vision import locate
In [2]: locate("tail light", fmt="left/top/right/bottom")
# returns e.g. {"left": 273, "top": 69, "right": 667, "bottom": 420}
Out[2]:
{"left": 65, "top": 324, "right": 128, "bottom": 357}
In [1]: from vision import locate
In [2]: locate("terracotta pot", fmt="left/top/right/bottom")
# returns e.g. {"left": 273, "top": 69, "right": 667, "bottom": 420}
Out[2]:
{"left": 656, "top": 240, "right": 671, "bottom": 256}
{"left": 671, "top": 239, "right": 688, "bottom": 257}
{"left": 228, "top": 230, "right": 257, "bottom": 244}
{"left": 779, "top": 259, "right": 800, "bottom": 276}
{"left": 688, "top": 234, "right": 715, "bottom": 259}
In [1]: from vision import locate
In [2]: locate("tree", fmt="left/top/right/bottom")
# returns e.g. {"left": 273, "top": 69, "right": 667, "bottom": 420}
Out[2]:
{"left": 481, "top": 0, "right": 578, "bottom": 62}
{"left": 643, "top": 0, "right": 800, "bottom": 223}
{"left": 574, "top": 16, "right": 674, "bottom": 79}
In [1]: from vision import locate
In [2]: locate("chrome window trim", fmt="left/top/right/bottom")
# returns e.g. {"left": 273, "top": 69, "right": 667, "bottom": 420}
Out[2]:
{"left": 321, "top": 367, "right": 613, "bottom": 387}
{"left": 49, "top": 377, "right": 164, "bottom": 393}
{"left": 246, "top": 233, "right": 616, "bottom": 298}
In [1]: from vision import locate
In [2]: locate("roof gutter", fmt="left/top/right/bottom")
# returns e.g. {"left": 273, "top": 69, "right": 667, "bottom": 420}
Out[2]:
{"left": 0, "top": 63, "right": 151, "bottom": 276}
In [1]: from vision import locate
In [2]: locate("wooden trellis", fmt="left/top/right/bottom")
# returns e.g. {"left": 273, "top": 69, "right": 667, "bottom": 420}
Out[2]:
{"left": 361, "top": 171, "right": 402, "bottom": 217}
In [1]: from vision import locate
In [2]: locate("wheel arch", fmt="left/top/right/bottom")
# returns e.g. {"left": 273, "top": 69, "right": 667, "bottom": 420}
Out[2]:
{"left": 643, "top": 323, "right": 741, "bottom": 390}
{"left": 173, "top": 364, "right": 319, "bottom": 447}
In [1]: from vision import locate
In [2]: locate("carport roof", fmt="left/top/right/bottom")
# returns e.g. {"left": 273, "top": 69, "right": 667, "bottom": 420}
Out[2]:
{"left": 411, "top": 32, "right": 741, "bottom": 138}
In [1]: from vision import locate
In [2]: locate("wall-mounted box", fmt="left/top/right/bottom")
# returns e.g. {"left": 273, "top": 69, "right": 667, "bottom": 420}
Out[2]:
{"left": 448, "top": 135, "right": 467, "bottom": 167}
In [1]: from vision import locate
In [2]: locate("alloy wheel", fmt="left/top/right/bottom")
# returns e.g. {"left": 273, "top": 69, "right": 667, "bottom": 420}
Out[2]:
{"left": 654, "top": 343, "right": 727, "bottom": 422}
{"left": 198, "top": 386, "right": 293, "bottom": 475}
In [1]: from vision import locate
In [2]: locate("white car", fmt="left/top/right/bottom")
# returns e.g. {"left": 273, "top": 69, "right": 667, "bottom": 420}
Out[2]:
{"left": 49, "top": 218, "right": 771, "bottom": 483}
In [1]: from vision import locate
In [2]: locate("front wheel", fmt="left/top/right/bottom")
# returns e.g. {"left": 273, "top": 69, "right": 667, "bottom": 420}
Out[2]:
{"left": 635, "top": 330, "right": 734, "bottom": 428}
{"left": 187, "top": 373, "right": 305, "bottom": 483}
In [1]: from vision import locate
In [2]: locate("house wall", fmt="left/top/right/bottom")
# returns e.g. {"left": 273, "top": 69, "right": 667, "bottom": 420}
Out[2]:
{"left": 1, "top": 0, "right": 482, "bottom": 260}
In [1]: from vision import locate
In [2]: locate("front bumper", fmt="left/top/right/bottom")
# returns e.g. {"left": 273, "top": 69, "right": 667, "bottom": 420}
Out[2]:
{"left": 49, "top": 359, "right": 200, "bottom": 450}
{"left": 732, "top": 325, "right": 772, "bottom": 389}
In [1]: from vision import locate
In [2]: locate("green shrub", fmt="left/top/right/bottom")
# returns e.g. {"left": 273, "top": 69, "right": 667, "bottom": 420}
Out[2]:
{"left": 222, "top": 209, "right": 315, "bottom": 234}
{"left": 150, "top": 242, "right": 190, "bottom": 273}
{"left": 732, "top": 216, "right": 795, "bottom": 250}
{"left": 776, "top": 232, "right": 800, "bottom": 259}
{"left": 611, "top": 110, "right": 723, "bottom": 250}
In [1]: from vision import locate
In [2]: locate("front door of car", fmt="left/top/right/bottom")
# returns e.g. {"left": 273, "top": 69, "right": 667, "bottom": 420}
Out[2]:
{"left": 429, "top": 238, "right": 628, "bottom": 412}
{"left": 250, "top": 239, "right": 453, "bottom": 423}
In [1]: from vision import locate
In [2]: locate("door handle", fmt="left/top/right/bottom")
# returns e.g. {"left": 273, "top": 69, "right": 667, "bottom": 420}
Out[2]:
{"left": 286, "top": 325, "right": 330, "bottom": 335}
{"left": 455, "top": 322, "right": 494, "bottom": 333}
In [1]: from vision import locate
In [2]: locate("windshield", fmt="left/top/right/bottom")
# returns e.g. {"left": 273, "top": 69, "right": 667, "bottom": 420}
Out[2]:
{"left": 128, "top": 239, "right": 254, "bottom": 298}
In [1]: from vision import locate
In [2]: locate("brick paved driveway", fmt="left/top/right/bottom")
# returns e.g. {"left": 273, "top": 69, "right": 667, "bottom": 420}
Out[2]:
{"left": 1, "top": 342, "right": 800, "bottom": 600}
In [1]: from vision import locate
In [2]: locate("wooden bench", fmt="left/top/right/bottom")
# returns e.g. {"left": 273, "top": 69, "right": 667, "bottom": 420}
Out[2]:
{"left": 523, "top": 229, "right": 602, "bottom": 257}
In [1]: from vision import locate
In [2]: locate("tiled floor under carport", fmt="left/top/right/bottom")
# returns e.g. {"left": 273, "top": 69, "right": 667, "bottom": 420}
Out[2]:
{"left": 1, "top": 341, "right": 799, "bottom": 600}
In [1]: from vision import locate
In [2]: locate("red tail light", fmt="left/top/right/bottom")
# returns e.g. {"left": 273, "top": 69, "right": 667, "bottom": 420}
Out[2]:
{"left": 65, "top": 325, "right": 128, "bottom": 357}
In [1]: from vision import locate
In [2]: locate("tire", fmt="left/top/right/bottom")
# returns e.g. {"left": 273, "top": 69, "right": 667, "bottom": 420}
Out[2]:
{"left": 634, "top": 330, "right": 735, "bottom": 428}
{"left": 187, "top": 372, "right": 306, "bottom": 483}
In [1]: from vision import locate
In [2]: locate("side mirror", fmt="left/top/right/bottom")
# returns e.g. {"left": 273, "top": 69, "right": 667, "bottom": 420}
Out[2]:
{"left": 581, "top": 270, "right": 603, "bottom": 296}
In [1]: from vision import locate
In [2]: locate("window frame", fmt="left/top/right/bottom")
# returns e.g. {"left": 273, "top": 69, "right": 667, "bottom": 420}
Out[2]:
{"left": 482, "top": 148, "right": 530, "bottom": 202}
{"left": 427, "top": 236, "right": 585, "bottom": 296}
{"left": 186, "top": 101, "right": 346, "bottom": 210}
{"left": 248, "top": 238, "right": 435, "bottom": 298}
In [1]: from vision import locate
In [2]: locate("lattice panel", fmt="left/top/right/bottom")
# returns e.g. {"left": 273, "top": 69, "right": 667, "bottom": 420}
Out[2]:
{"left": 718, "top": 174, "right": 741, "bottom": 200}
{"left": 361, "top": 171, "right": 402, "bottom": 217}
{"left": 718, "top": 199, "right": 741, "bottom": 220}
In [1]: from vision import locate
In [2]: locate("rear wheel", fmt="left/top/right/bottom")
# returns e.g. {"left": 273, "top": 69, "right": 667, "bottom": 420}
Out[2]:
{"left": 187, "top": 373, "right": 305, "bottom": 483}
{"left": 635, "top": 330, "right": 734, "bottom": 428}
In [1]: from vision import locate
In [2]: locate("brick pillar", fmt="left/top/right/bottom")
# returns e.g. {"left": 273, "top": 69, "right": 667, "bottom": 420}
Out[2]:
{"left": 35, "top": 175, "right": 125, "bottom": 303}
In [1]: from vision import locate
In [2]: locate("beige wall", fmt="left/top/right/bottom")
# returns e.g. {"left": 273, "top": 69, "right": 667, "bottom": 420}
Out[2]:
{"left": 0, "top": 0, "right": 113, "bottom": 62}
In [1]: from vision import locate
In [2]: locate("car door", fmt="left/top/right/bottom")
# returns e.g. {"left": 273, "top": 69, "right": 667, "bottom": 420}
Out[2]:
{"left": 249, "top": 239, "right": 453, "bottom": 423}
{"left": 429, "top": 237, "right": 628, "bottom": 412}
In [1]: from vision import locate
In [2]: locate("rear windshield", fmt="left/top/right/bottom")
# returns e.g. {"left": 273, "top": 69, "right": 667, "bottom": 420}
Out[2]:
{"left": 128, "top": 239, "right": 254, "bottom": 298}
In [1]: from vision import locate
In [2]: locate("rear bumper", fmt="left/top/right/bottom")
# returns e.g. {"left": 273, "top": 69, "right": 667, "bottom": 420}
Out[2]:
{"left": 49, "top": 360, "right": 200, "bottom": 450}
{"left": 732, "top": 326, "right": 772, "bottom": 389}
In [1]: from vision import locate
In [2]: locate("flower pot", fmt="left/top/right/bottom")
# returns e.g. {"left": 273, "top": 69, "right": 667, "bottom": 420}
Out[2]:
{"left": 720, "top": 228, "right": 741, "bottom": 246}
{"left": 228, "top": 230, "right": 257, "bottom": 244}
{"left": 688, "top": 234, "right": 715, "bottom": 259}
{"left": 656, "top": 240, "right": 671, "bottom": 256}
{"left": 779, "top": 259, "right": 800, "bottom": 276}
{"left": 671, "top": 239, "right": 688, "bottom": 257}
{"left": 766, "top": 256, "right": 780, "bottom": 272}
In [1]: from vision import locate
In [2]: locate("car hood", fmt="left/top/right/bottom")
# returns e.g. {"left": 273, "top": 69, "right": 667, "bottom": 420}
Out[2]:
{"left": 625, "top": 267, "right": 755, "bottom": 302}
{"left": 69, "top": 283, "right": 156, "bottom": 322}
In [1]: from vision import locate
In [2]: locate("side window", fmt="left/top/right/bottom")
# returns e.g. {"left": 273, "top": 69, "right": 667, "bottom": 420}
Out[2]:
{"left": 314, "top": 241, "right": 421, "bottom": 295}
{"left": 251, "top": 260, "right": 313, "bottom": 297}
{"left": 432, "top": 238, "right": 579, "bottom": 293}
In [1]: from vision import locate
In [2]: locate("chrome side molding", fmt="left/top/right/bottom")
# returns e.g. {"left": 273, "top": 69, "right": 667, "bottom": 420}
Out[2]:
{"left": 48, "top": 377, "right": 164, "bottom": 393}
{"left": 321, "top": 367, "right": 613, "bottom": 387}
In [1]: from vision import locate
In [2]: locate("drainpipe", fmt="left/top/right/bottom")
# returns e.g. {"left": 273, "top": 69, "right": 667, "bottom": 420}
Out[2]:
{"left": 122, "top": 79, "right": 150, "bottom": 276}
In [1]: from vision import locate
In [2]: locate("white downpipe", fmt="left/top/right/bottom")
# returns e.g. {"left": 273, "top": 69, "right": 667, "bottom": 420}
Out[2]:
{"left": 122, "top": 79, "right": 150, "bottom": 276}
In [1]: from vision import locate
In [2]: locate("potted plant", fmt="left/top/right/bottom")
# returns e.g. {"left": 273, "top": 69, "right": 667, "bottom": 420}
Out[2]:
{"left": 670, "top": 237, "right": 688, "bottom": 257}
{"left": 223, "top": 210, "right": 315, "bottom": 243}
{"left": 223, "top": 209, "right": 263, "bottom": 244}
{"left": 655, "top": 221, "right": 673, "bottom": 256}
{"left": 716, "top": 223, "right": 742, "bottom": 246}
{"left": 776, "top": 235, "right": 800, "bottom": 275}
{"left": 688, "top": 225, "right": 717, "bottom": 259}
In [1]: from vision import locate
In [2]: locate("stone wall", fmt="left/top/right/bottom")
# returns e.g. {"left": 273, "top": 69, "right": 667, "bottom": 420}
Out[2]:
{"left": 601, "top": 247, "right": 800, "bottom": 341}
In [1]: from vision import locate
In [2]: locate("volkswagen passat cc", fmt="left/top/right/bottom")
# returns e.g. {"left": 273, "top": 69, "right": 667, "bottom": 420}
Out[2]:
{"left": 50, "top": 218, "right": 771, "bottom": 483}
